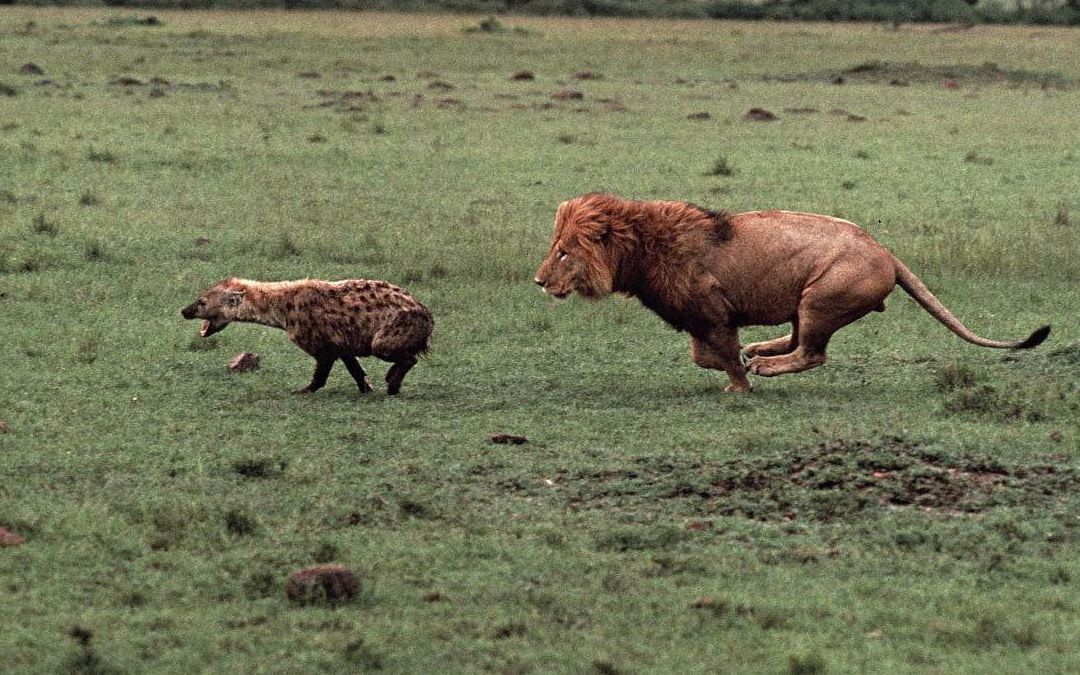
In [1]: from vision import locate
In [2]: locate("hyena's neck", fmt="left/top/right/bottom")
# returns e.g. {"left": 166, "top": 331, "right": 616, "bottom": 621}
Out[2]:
{"left": 233, "top": 281, "right": 298, "bottom": 330}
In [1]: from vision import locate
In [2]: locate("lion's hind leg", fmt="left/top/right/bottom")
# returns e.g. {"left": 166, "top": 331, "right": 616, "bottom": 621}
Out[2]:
{"left": 748, "top": 279, "right": 890, "bottom": 378}
{"left": 742, "top": 322, "right": 799, "bottom": 360}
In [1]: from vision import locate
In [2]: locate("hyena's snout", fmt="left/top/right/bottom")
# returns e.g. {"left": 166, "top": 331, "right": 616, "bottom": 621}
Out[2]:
{"left": 180, "top": 303, "right": 199, "bottom": 320}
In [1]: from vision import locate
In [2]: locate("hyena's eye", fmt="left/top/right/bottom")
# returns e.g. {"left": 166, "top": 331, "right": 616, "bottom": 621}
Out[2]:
{"left": 198, "top": 299, "right": 206, "bottom": 307}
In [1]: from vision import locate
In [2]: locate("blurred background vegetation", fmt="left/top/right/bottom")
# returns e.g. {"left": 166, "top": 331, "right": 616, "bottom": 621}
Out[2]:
{"left": 3, "top": 0, "right": 1080, "bottom": 25}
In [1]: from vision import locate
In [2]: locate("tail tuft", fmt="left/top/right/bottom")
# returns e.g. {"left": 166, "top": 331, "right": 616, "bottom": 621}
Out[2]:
{"left": 1014, "top": 324, "right": 1051, "bottom": 350}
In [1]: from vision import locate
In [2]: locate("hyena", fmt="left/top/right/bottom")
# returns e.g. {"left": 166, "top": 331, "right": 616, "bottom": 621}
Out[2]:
{"left": 181, "top": 278, "right": 433, "bottom": 395}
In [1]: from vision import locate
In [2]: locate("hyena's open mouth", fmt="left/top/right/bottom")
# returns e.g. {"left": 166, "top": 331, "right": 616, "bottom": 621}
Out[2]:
{"left": 200, "top": 319, "right": 228, "bottom": 337}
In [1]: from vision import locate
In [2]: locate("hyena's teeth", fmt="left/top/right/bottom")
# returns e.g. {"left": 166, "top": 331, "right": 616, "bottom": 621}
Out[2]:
{"left": 200, "top": 320, "right": 211, "bottom": 337}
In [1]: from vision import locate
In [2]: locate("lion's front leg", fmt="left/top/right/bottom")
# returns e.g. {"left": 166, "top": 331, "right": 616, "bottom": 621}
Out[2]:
{"left": 690, "top": 331, "right": 752, "bottom": 392}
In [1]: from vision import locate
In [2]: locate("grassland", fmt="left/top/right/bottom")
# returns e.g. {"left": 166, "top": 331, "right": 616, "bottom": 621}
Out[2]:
{"left": 1, "top": 8, "right": 1079, "bottom": 673}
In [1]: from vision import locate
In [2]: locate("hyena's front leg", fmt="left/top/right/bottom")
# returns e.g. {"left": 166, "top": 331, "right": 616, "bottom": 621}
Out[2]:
{"left": 339, "top": 355, "right": 373, "bottom": 393}
{"left": 296, "top": 357, "right": 335, "bottom": 394}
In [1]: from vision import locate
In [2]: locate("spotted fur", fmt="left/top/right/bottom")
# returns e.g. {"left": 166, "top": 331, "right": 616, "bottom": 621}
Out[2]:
{"left": 181, "top": 278, "right": 433, "bottom": 395}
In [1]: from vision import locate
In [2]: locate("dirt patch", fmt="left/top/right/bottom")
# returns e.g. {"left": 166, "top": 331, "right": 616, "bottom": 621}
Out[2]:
{"left": 551, "top": 88, "right": 584, "bottom": 101}
{"left": 744, "top": 107, "right": 777, "bottom": 121}
{"left": 315, "top": 89, "right": 379, "bottom": 112}
{"left": 563, "top": 438, "right": 1080, "bottom": 522}
{"left": 771, "top": 61, "right": 1073, "bottom": 89}
{"left": 490, "top": 433, "right": 528, "bottom": 445}
{"left": 510, "top": 70, "right": 535, "bottom": 81}
{"left": 285, "top": 564, "right": 359, "bottom": 606}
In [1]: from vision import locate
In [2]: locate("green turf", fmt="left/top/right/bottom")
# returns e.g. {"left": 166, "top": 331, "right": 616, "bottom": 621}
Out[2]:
{"left": 1, "top": 8, "right": 1078, "bottom": 673}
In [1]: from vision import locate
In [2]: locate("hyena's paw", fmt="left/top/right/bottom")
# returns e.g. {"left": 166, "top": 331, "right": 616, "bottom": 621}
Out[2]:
{"left": 358, "top": 380, "right": 373, "bottom": 394}
{"left": 724, "top": 382, "right": 753, "bottom": 393}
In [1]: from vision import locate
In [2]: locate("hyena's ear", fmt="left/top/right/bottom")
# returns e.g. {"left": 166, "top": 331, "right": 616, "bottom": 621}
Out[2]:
{"left": 224, "top": 289, "right": 245, "bottom": 308}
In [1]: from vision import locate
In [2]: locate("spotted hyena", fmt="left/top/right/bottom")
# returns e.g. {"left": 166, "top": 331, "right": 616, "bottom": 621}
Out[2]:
{"left": 181, "top": 278, "right": 433, "bottom": 395}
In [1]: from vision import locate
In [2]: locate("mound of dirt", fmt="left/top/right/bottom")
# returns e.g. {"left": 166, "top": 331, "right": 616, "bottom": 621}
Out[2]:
{"left": 771, "top": 60, "right": 1073, "bottom": 90}
{"left": 744, "top": 107, "right": 778, "bottom": 121}
{"left": 228, "top": 352, "right": 260, "bottom": 373}
{"left": 285, "top": 564, "right": 360, "bottom": 606}
{"left": 551, "top": 88, "right": 584, "bottom": 101}
{"left": 563, "top": 437, "right": 1080, "bottom": 522}
{"left": 19, "top": 63, "right": 43, "bottom": 76}
{"left": 0, "top": 527, "right": 24, "bottom": 546}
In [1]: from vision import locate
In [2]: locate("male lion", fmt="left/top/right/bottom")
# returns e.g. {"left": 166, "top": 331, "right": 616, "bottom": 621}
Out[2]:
{"left": 534, "top": 193, "right": 1049, "bottom": 392}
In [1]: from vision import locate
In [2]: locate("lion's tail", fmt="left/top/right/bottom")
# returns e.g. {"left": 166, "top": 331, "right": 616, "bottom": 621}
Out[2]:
{"left": 892, "top": 256, "right": 1050, "bottom": 350}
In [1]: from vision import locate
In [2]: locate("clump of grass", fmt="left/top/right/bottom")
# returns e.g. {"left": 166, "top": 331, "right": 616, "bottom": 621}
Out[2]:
{"left": 963, "top": 150, "right": 993, "bottom": 165}
{"left": 0, "top": 83, "right": 17, "bottom": 97}
{"left": 224, "top": 509, "right": 258, "bottom": 537}
{"left": 307, "top": 132, "right": 326, "bottom": 143}
{"left": 1, "top": 189, "right": 17, "bottom": 204}
{"left": 79, "top": 190, "right": 99, "bottom": 206}
{"left": 371, "top": 122, "right": 387, "bottom": 135}
{"left": 19, "top": 255, "right": 42, "bottom": 273}
{"left": 465, "top": 16, "right": 505, "bottom": 33}
{"left": 87, "top": 149, "right": 117, "bottom": 164}
{"left": 1054, "top": 201, "right": 1070, "bottom": 227}
{"left": 933, "top": 362, "right": 977, "bottom": 392}
{"left": 705, "top": 157, "right": 734, "bottom": 176}
{"left": 788, "top": 652, "right": 827, "bottom": 675}
{"left": 105, "top": 14, "right": 161, "bottom": 26}
{"left": 556, "top": 133, "right": 577, "bottom": 144}
{"left": 186, "top": 335, "right": 218, "bottom": 352}
{"left": 268, "top": 232, "right": 301, "bottom": 259}
{"left": 64, "top": 625, "right": 117, "bottom": 675}
{"left": 312, "top": 541, "right": 340, "bottom": 564}
{"left": 243, "top": 569, "right": 277, "bottom": 600}
{"left": 343, "top": 639, "right": 384, "bottom": 670}
{"left": 84, "top": 238, "right": 106, "bottom": 262}
{"left": 31, "top": 212, "right": 58, "bottom": 237}
{"left": 232, "top": 457, "right": 286, "bottom": 479}
{"left": 841, "top": 180, "right": 857, "bottom": 190}
{"left": 854, "top": 149, "right": 871, "bottom": 159}
{"left": 75, "top": 338, "right": 98, "bottom": 364}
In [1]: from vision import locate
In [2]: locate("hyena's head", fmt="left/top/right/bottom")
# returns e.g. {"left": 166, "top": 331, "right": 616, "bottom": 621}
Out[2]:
{"left": 180, "top": 278, "right": 246, "bottom": 338}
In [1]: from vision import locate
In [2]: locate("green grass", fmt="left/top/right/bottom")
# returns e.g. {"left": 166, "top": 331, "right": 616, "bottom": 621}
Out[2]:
{"left": 1, "top": 8, "right": 1079, "bottom": 673}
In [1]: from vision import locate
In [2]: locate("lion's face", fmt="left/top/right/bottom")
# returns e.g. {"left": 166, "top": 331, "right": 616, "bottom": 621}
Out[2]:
{"left": 534, "top": 197, "right": 623, "bottom": 300}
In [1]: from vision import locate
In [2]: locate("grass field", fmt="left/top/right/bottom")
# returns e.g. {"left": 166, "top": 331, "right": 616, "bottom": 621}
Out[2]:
{"left": 1, "top": 8, "right": 1079, "bottom": 673}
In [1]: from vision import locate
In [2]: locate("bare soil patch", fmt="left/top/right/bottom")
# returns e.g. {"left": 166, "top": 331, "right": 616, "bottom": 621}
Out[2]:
{"left": 562, "top": 437, "right": 1080, "bottom": 522}
{"left": 771, "top": 61, "right": 1073, "bottom": 89}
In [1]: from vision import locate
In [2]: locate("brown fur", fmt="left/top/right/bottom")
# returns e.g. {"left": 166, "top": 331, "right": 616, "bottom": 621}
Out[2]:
{"left": 534, "top": 193, "right": 1049, "bottom": 392}
{"left": 181, "top": 278, "right": 433, "bottom": 395}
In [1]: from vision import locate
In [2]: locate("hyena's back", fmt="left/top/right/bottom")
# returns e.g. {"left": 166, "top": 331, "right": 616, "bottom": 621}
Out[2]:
{"left": 288, "top": 280, "right": 433, "bottom": 359}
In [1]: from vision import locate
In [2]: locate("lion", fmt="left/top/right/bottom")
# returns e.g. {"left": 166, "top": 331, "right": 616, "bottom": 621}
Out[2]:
{"left": 534, "top": 193, "right": 1050, "bottom": 392}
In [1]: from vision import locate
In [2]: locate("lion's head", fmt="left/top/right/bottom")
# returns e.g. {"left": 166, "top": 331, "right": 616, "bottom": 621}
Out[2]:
{"left": 534, "top": 194, "right": 637, "bottom": 300}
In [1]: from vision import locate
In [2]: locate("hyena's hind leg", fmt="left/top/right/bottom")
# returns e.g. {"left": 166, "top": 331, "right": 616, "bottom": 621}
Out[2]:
{"left": 384, "top": 357, "right": 417, "bottom": 396}
{"left": 372, "top": 309, "right": 431, "bottom": 395}
{"left": 297, "top": 356, "right": 335, "bottom": 394}
{"left": 340, "top": 355, "right": 373, "bottom": 393}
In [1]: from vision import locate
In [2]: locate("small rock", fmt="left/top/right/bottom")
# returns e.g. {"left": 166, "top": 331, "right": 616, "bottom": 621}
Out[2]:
{"left": 285, "top": 564, "right": 360, "bottom": 606}
{"left": 0, "top": 527, "right": 24, "bottom": 547}
{"left": 229, "top": 352, "right": 260, "bottom": 373}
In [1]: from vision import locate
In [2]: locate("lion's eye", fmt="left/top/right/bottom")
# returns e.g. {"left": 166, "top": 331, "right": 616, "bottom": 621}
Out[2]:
{"left": 557, "top": 249, "right": 568, "bottom": 262}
